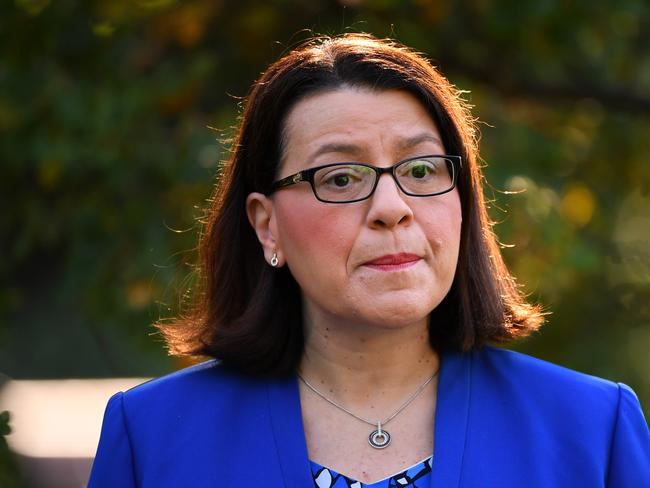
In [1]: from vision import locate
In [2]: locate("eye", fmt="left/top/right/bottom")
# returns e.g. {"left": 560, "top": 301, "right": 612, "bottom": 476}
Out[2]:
{"left": 398, "top": 158, "right": 439, "bottom": 180}
{"left": 317, "top": 165, "right": 366, "bottom": 189}
{"left": 331, "top": 174, "right": 351, "bottom": 187}
{"left": 410, "top": 163, "right": 431, "bottom": 179}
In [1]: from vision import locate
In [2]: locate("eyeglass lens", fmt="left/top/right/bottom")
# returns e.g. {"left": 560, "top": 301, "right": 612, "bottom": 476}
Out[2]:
{"left": 312, "top": 156, "right": 454, "bottom": 202}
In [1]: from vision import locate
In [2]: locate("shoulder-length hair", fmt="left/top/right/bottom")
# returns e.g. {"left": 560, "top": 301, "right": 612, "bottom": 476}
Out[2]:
{"left": 156, "top": 33, "right": 543, "bottom": 376}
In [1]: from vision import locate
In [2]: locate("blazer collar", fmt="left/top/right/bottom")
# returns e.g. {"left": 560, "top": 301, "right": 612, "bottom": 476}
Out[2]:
{"left": 428, "top": 349, "right": 471, "bottom": 486}
{"left": 266, "top": 373, "right": 313, "bottom": 487}
{"left": 266, "top": 349, "right": 472, "bottom": 488}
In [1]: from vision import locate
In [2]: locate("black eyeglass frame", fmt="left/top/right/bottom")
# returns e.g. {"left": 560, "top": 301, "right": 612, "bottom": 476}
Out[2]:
{"left": 268, "top": 154, "right": 463, "bottom": 204}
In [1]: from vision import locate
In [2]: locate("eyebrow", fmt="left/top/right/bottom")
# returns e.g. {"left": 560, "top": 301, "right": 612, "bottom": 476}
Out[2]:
{"left": 396, "top": 133, "right": 444, "bottom": 151}
{"left": 310, "top": 142, "right": 362, "bottom": 160}
{"left": 309, "top": 132, "right": 444, "bottom": 161}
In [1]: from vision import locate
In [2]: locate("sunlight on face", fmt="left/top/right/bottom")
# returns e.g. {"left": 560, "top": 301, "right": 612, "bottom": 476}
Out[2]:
{"left": 271, "top": 88, "right": 462, "bottom": 332}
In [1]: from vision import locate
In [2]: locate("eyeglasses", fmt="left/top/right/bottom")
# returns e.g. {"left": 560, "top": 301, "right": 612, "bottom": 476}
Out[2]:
{"left": 269, "top": 155, "right": 462, "bottom": 204}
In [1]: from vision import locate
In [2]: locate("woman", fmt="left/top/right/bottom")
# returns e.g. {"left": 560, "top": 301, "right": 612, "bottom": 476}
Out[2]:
{"left": 89, "top": 34, "right": 650, "bottom": 487}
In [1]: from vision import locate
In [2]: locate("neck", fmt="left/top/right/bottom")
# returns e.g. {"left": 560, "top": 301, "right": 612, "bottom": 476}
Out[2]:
{"left": 299, "top": 311, "right": 439, "bottom": 409}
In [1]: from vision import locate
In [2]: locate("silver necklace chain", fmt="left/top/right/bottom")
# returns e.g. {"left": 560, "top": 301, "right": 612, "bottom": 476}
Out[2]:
{"left": 297, "top": 368, "right": 439, "bottom": 449}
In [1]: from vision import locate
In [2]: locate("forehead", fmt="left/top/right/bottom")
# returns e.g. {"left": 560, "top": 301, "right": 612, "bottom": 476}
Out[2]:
{"left": 280, "top": 88, "right": 444, "bottom": 171}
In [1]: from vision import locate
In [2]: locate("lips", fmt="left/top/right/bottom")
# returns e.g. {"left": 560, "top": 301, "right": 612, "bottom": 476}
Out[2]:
{"left": 363, "top": 252, "right": 421, "bottom": 270}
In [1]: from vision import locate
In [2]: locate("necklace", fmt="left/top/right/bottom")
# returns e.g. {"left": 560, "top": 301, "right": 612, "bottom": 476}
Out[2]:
{"left": 298, "top": 368, "right": 439, "bottom": 450}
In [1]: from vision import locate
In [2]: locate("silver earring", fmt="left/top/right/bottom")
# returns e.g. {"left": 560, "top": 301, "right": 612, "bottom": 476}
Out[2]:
{"left": 270, "top": 252, "right": 279, "bottom": 267}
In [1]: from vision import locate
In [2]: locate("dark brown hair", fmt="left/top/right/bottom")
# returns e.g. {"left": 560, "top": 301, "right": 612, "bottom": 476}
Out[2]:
{"left": 156, "top": 33, "right": 543, "bottom": 376}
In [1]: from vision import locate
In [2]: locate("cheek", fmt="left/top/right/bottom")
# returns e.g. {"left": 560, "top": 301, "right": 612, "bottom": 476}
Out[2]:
{"left": 441, "top": 203, "right": 462, "bottom": 242}
{"left": 419, "top": 194, "right": 462, "bottom": 254}
{"left": 274, "top": 197, "right": 355, "bottom": 263}
{"left": 422, "top": 190, "right": 461, "bottom": 224}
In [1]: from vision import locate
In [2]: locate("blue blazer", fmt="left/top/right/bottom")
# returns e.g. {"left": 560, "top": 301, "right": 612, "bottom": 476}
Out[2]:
{"left": 88, "top": 346, "right": 650, "bottom": 487}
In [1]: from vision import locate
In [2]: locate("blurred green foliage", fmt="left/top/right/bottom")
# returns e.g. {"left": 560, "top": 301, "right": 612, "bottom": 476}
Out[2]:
{"left": 1, "top": 0, "right": 649, "bottom": 419}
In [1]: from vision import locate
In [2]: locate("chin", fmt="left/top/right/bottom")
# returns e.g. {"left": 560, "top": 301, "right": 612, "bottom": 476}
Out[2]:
{"left": 356, "top": 306, "right": 432, "bottom": 330}
{"left": 363, "top": 293, "right": 442, "bottom": 324}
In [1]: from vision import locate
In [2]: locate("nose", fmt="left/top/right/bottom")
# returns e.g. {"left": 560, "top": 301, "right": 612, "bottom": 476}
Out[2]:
{"left": 366, "top": 172, "right": 414, "bottom": 229}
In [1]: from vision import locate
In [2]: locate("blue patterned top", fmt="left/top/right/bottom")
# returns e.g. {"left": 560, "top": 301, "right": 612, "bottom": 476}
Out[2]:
{"left": 310, "top": 455, "right": 433, "bottom": 488}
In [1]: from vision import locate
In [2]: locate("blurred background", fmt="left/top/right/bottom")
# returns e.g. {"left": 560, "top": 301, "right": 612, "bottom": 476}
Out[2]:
{"left": 1, "top": 0, "right": 649, "bottom": 485}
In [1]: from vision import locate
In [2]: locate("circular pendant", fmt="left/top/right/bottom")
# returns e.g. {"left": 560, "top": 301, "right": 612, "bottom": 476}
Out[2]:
{"left": 368, "top": 428, "right": 391, "bottom": 449}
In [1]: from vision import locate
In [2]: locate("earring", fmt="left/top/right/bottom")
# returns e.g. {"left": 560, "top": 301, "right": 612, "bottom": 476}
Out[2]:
{"left": 270, "top": 252, "right": 279, "bottom": 267}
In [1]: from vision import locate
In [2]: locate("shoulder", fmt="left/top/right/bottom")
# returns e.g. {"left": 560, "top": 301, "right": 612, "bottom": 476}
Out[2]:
{"left": 125, "top": 359, "right": 237, "bottom": 395}
{"left": 471, "top": 345, "right": 630, "bottom": 417}
{"left": 475, "top": 345, "right": 616, "bottom": 387}
{"left": 92, "top": 362, "right": 295, "bottom": 484}
{"left": 465, "top": 346, "right": 650, "bottom": 484}
{"left": 118, "top": 360, "right": 268, "bottom": 420}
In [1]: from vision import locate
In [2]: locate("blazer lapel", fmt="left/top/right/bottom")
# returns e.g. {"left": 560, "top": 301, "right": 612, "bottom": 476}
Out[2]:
{"left": 429, "top": 350, "right": 472, "bottom": 487}
{"left": 267, "top": 375, "right": 314, "bottom": 487}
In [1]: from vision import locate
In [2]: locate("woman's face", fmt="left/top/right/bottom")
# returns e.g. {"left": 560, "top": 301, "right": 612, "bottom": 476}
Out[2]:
{"left": 251, "top": 88, "right": 462, "bottom": 330}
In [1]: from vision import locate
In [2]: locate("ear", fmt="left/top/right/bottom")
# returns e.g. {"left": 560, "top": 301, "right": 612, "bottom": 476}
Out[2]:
{"left": 246, "top": 192, "right": 282, "bottom": 267}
